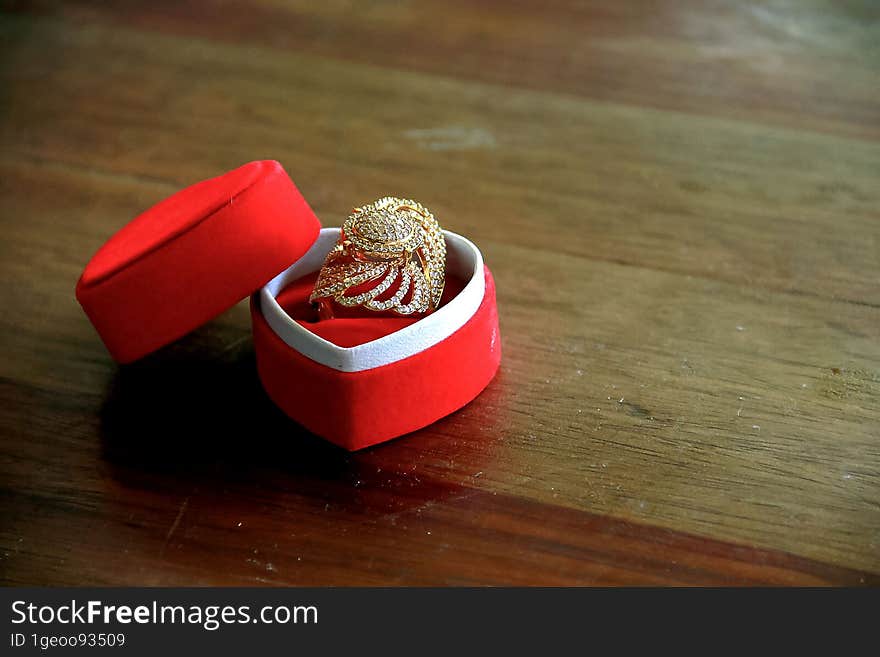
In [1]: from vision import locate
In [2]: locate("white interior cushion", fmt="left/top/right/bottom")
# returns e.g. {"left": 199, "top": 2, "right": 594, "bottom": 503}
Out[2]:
{"left": 259, "top": 228, "right": 485, "bottom": 372}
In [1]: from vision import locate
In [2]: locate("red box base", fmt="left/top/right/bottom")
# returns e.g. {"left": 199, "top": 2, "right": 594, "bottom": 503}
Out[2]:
{"left": 251, "top": 269, "right": 501, "bottom": 450}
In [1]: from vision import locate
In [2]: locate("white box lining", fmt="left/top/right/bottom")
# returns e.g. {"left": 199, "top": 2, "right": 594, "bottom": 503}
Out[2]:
{"left": 259, "top": 228, "right": 486, "bottom": 372}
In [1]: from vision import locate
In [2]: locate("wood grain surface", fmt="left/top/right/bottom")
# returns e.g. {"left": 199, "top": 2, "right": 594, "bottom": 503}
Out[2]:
{"left": 1, "top": 1, "right": 878, "bottom": 585}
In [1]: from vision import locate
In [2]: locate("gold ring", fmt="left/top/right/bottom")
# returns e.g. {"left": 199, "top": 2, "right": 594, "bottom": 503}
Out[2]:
{"left": 309, "top": 197, "right": 446, "bottom": 317}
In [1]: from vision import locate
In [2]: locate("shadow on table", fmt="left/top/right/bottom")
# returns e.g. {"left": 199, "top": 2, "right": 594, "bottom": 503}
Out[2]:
{"left": 97, "top": 322, "right": 499, "bottom": 514}
{"left": 100, "top": 342, "right": 342, "bottom": 474}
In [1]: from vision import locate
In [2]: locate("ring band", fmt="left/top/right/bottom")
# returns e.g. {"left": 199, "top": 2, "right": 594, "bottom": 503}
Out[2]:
{"left": 309, "top": 197, "right": 446, "bottom": 317}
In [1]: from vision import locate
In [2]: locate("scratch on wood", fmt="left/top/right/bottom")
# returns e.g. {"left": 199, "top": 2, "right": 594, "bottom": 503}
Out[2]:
{"left": 160, "top": 496, "right": 190, "bottom": 557}
{"left": 402, "top": 126, "right": 496, "bottom": 151}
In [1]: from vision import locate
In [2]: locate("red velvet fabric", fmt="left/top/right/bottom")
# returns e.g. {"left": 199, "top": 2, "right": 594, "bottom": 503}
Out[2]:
{"left": 76, "top": 161, "right": 320, "bottom": 363}
{"left": 251, "top": 269, "right": 501, "bottom": 450}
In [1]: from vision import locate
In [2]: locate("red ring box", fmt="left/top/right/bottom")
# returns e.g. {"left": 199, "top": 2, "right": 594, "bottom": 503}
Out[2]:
{"left": 252, "top": 229, "right": 501, "bottom": 450}
{"left": 76, "top": 162, "right": 501, "bottom": 449}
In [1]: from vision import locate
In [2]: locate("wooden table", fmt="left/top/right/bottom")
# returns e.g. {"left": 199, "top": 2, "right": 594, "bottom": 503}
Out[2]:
{"left": 1, "top": 1, "right": 878, "bottom": 586}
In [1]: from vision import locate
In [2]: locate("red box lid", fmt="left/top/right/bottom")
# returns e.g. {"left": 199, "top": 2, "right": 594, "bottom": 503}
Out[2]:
{"left": 75, "top": 160, "right": 321, "bottom": 363}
